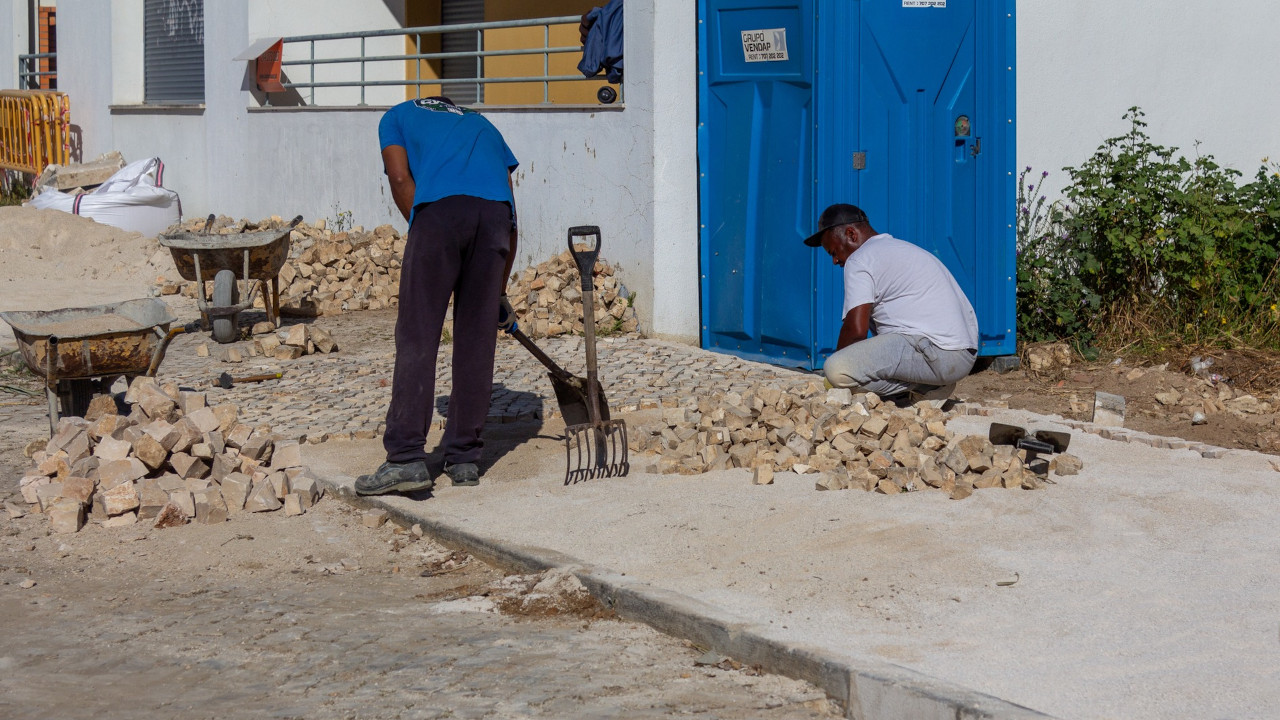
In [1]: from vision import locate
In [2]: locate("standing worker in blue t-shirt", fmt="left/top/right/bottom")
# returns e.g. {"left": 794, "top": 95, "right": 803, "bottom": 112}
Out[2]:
{"left": 356, "top": 96, "right": 520, "bottom": 496}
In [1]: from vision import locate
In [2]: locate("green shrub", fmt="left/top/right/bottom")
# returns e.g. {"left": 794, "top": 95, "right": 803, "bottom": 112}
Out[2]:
{"left": 1017, "top": 108, "right": 1280, "bottom": 352}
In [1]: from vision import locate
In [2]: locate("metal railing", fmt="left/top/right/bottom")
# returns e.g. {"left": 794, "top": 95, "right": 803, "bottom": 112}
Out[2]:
{"left": 279, "top": 16, "right": 613, "bottom": 106}
{"left": 0, "top": 90, "right": 71, "bottom": 175}
{"left": 18, "top": 53, "right": 57, "bottom": 90}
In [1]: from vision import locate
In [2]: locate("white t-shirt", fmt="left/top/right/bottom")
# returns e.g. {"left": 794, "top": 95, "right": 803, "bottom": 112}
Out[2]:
{"left": 842, "top": 233, "right": 979, "bottom": 351}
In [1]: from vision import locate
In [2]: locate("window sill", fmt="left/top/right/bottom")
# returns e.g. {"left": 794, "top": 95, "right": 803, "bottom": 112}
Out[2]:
{"left": 109, "top": 104, "right": 206, "bottom": 115}
{"left": 245, "top": 103, "right": 624, "bottom": 113}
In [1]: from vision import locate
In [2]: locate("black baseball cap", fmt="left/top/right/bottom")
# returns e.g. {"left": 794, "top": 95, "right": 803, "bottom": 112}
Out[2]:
{"left": 803, "top": 203, "right": 869, "bottom": 247}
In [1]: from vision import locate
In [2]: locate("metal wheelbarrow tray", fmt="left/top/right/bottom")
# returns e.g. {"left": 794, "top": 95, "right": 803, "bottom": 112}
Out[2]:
{"left": 1, "top": 298, "right": 181, "bottom": 433}
{"left": 158, "top": 219, "right": 297, "bottom": 342}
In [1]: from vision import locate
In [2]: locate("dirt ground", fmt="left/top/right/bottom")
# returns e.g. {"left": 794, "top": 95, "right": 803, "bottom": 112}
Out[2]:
{"left": 961, "top": 346, "right": 1280, "bottom": 455}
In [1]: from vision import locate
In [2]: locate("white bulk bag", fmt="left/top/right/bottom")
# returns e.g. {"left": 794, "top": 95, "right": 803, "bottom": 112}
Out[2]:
{"left": 29, "top": 157, "right": 181, "bottom": 237}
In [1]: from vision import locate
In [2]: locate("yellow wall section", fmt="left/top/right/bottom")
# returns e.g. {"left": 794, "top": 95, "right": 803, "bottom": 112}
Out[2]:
{"left": 405, "top": 0, "right": 443, "bottom": 100}
{"left": 399, "top": 0, "right": 612, "bottom": 105}
{"left": 484, "top": 0, "right": 610, "bottom": 105}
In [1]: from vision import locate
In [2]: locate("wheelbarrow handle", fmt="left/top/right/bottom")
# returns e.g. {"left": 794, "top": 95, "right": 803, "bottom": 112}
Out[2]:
{"left": 145, "top": 322, "right": 198, "bottom": 377}
{"left": 566, "top": 226, "right": 601, "bottom": 292}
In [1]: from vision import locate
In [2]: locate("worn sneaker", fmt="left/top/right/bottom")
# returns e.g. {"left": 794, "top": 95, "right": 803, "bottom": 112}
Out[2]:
{"left": 443, "top": 461, "right": 480, "bottom": 487}
{"left": 355, "top": 460, "right": 433, "bottom": 496}
{"left": 908, "top": 382, "right": 958, "bottom": 408}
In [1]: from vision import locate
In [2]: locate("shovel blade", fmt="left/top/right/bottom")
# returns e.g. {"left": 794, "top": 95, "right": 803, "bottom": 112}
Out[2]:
{"left": 550, "top": 372, "right": 610, "bottom": 427}
{"left": 563, "top": 419, "right": 629, "bottom": 484}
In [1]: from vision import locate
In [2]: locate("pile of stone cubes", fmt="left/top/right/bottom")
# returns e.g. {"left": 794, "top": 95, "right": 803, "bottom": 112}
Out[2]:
{"left": 198, "top": 320, "right": 340, "bottom": 364}
{"left": 157, "top": 215, "right": 404, "bottom": 316}
{"left": 505, "top": 250, "right": 639, "bottom": 338}
{"left": 629, "top": 381, "right": 1083, "bottom": 500}
{"left": 14, "top": 376, "right": 323, "bottom": 533}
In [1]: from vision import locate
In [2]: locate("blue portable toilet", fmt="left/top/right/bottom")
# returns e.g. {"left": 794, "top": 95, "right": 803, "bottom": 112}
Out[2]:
{"left": 697, "top": 0, "right": 1016, "bottom": 369}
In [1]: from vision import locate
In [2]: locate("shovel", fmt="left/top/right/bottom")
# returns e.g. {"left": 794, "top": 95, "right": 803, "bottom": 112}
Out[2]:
{"left": 505, "top": 324, "right": 603, "bottom": 428}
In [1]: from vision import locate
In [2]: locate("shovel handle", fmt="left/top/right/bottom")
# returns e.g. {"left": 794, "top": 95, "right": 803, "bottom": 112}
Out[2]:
{"left": 508, "top": 326, "right": 577, "bottom": 385}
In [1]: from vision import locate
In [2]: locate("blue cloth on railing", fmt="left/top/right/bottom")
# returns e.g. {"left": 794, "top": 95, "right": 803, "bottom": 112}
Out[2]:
{"left": 578, "top": 0, "right": 624, "bottom": 84}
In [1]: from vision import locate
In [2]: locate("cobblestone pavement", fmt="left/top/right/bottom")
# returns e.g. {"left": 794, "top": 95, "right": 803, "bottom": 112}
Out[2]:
{"left": 150, "top": 309, "right": 813, "bottom": 445}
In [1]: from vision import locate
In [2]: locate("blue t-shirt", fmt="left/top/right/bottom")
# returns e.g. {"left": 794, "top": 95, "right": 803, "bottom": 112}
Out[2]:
{"left": 378, "top": 98, "right": 519, "bottom": 215}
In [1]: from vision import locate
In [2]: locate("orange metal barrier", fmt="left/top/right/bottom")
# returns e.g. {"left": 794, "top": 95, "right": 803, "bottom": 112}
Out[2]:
{"left": 0, "top": 90, "right": 70, "bottom": 175}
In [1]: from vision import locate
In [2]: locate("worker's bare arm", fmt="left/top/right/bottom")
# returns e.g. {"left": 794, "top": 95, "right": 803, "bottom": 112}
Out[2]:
{"left": 381, "top": 145, "right": 415, "bottom": 222}
{"left": 503, "top": 171, "right": 518, "bottom": 294}
{"left": 836, "top": 303, "right": 872, "bottom": 350}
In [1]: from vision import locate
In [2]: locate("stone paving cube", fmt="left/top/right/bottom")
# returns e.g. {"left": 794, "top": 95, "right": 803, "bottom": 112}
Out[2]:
{"left": 168, "top": 490, "right": 196, "bottom": 518}
{"left": 153, "top": 502, "right": 188, "bottom": 528}
{"left": 178, "top": 390, "right": 207, "bottom": 415}
{"left": 169, "top": 452, "right": 210, "bottom": 480}
{"left": 219, "top": 473, "right": 253, "bottom": 512}
{"left": 137, "top": 478, "right": 169, "bottom": 520}
{"left": 283, "top": 493, "right": 306, "bottom": 516}
{"left": 102, "top": 481, "right": 140, "bottom": 516}
{"left": 290, "top": 475, "right": 321, "bottom": 508}
{"left": 226, "top": 424, "right": 253, "bottom": 448}
{"left": 186, "top": 407, "right": 221, "bottom": 434}
{"left": 49, "top": 499, "right": 85, "bottom": 534}
{"left": 193, "top": 490, "right": 229, "bottom": 524}
{"left": 363, "top": 508, "right": 389, "bottom": 528}
{"left": 131, "top": 432, "right": 167, "bottom": 470}
{"left": 270, "top": 442, "right": 303, "bottom": 470}
{"left": 211, "top": 403, "right": 239, "bottom": 433}
{"left": 20, "top": 474, "right": 50, "bottom": 504}
{"left": 98, "top": 458, "right": 148, "bottom": 489}
{"left": 35, "top": 482, "right": 64, "bottom": 512}
{"left": 171, "top": 418, "right": 203, "bottom": 454}
{"left": 93, "top": 436, "right": 131, "bottom": 462}
{"left": 245, "top": 481, "right": 282, "bottom": 512}
{"left": 143, "top": 419, "right": 179, "bottom": 451}
{"left": 61, "top": 476, "right": 96, "bottom": 506}
{"left": 240, "top": 435, "right": 274, "bottom": 463}
{"left": 84, "top": 394, "right": 119, "bottom": 422}
{"left": 102, "top": 511, "right": 138, "bottom": 528}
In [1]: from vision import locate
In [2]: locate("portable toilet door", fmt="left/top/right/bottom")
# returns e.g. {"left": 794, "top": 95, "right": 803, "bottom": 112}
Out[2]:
{"left": 698, "top": 0, "right": 1016, "bottom": 369}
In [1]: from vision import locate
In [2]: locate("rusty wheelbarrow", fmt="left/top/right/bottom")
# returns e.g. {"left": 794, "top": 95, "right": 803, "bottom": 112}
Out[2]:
{"left": 1, "top": 298, "right": 188, "bottom": 435}
{"left": 159, "top": 215, "right": 301, "bottom": 343}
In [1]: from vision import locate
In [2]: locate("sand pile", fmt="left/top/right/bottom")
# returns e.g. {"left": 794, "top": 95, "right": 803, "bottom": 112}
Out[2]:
{"left": 0, "top": 207, "right": 180, "bottom": 335}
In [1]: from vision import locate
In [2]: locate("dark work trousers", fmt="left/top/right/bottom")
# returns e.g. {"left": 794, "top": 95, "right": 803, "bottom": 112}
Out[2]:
{"left": 383, "top": 195, "right": 511, "bottom": 464}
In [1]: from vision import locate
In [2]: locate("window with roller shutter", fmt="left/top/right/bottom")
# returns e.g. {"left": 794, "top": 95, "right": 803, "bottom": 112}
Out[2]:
{"left": 144, "top": 0, "right": 205, "bottom": 105}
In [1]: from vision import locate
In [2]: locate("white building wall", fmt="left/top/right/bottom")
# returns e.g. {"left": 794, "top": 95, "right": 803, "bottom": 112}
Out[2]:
{"left": 0, "top": 0, "right": 29, "bottom": 90}
{"left": 60, "top": 1, "right": 1280, "bottom": 341}
{"left": 48, "top": 0, "right": 695, "bottom": 340}
{"left": 1018, "top": 0, "right": 1280, "bottom": 197}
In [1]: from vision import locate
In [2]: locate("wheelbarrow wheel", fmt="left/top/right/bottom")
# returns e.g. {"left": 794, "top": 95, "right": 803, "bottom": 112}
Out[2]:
{"left": 211, "top": 269, "right": 240, "bottom": 344}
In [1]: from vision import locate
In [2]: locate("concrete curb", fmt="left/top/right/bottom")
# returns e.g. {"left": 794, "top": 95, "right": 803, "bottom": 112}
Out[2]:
{"left": 319, "top": 475, "right": 1055, "bottom": 720}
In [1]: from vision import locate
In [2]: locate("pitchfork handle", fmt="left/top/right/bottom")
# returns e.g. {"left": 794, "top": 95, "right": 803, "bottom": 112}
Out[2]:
{"left": 567, "top": 225, "right": 604, "bottom": 427}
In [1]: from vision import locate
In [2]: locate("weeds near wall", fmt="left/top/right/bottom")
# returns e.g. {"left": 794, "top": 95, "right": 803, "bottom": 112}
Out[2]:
{"left": 1017, "top": 107, "right": 1280, "bottom": 354}
{"left": 0, "top": 172, "right": 32, "bottom": 207}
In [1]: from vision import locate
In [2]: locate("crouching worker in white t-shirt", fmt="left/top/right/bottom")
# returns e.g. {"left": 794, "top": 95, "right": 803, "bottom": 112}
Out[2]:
{"left": 805, "top": 203, "right": 979, "bottom": 403}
